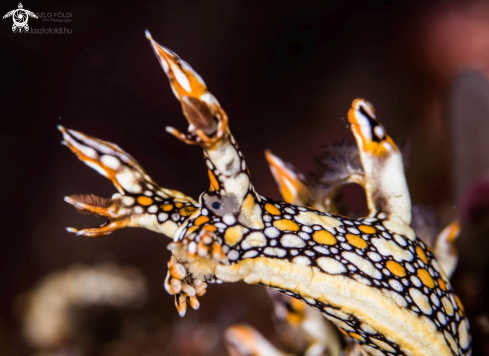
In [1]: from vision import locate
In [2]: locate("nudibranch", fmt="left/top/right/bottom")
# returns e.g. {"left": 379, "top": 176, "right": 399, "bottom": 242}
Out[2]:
{"left": 60, "top": 32, "right": 471, "bottom": 356}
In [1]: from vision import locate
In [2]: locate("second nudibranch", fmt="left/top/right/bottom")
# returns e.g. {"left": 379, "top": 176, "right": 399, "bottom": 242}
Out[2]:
{"left": 145, "top": 32, "right": 471, "bottom": 356}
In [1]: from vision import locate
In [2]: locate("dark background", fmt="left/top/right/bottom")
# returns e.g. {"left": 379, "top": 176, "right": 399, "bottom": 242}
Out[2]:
{"left": 2, "top": 0, "right": 489, "bottom": 355}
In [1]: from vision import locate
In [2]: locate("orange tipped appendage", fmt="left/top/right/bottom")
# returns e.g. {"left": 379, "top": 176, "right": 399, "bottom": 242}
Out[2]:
{"left": 265, "top": 150, "right": 306, "bottom": 205}
{"left": 146, "top": 30, "right": 219, "bottom": 109}
{"left": 348, "top": 99, "right": 398, "bottom": 157}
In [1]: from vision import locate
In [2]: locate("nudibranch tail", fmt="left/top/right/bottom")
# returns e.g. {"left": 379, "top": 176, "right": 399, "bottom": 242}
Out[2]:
{"left": 59, "top": 126, "right": 198, "bottom": 238}
{"left": 348, "top": 99, "right": 411, "bottom": 225}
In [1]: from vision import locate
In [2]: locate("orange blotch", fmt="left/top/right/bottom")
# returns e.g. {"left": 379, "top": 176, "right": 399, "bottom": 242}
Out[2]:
{"left": 346, "top": 233, "right": 368, "bottom": 249}
{"left": 455, "top": 295, "right": 464, "bottom": 312}
{"left": 161, "top": 203, "right": 174, "bottom": 211}
{"left": 339, "top": 328, "right": 348, "bottom": 336}
{"left": 242, "top": 193, "right": 255, "bottom": 212}
{"left": 358, "top": 225, "right": 376, "bottom": 234}
{"left": 137, "top": 196, "right": 153, "bottom": 206}
{"left": 186, "top": 225, "right": 199, "bottom": 236}
{"left": 349, "top": 332, "right": 365, "bottom": 342}
{"left": 265, "top": 203, "right": 281, "bottom": 216}
{"left": 208, "top": 170, "right": 219, "bottom": 191}
{"left": 175, "top": 202, "right": 183, "bottom": 208}
{"left": 180, "top": 206, "right": 197, "bottom": 216}
{"left": 273, "top": 219, "right": 300, "bottom": 232}
{"left": 386, "top": 260, "right": 406, "bottom": 277}
{"left": 416, "top": 246, "right": 428, "bottom": 264}
{"left": 202, "top": 225, "right": 217, "bottom": 232}
{"left": 194, "top": 216, "right": 210, "bottom": 226}
{"left": 438, "top": 278, "right": 447, "bottom": 291}
{"left": 417, "top": 269, "right": 435, "bottom": 288}
{"left": 312, "top": 230, "right": 337, "bottom": 245}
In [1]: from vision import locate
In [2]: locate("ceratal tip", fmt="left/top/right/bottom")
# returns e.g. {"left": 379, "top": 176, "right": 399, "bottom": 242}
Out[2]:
{"left": 64, "top": 196, "right": 75, "bottom": 204}
{"left": 65, "top": 227, "right": 78, "bottom": 234}
{"left": 145, "top": 29, "right": 152, "bottom": 40}
{"left": 57, "top": 125, "right": 65, "bottom": 132}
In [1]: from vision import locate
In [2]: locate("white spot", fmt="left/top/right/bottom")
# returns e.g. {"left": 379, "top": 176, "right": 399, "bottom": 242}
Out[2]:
{"left": 458, "top": 319, "right": 469, "bottom": 349}
{"left": 302, "top": 226, "right": 313, "bottom": 233}
{"left": 444, "top": 330, "right": 459, "bottom": 354}
{"left": 367, "top": 252, "right": 382, "bottom": 262}
{"left": 411, "top": 275, "right": 422, "bottom": 287}
{"left": 227, "top": 250, "right": 239, "bottom": 261}
{"left": 389, "top": 279, "right": 403, "bottom": 292}
{"left": 317, "top": 257, "right": 347, "bottom": 274}
{"left": 371, "top": 237, "right": 413, "bottom": 262}
{"left": 242, "top": 250, "right": 258, "bottom": 259}
{"left": 330, "top": 247, "right": 338, "bottom": 254}
{"left": 281, "top": 234, "right": 306, "bottom": 248}
{"left": 241, "top": 232, "right": 267, "bottom": 249}
{"left": 394, "top": 234, "right": 407, "bottom": 246}
{"left": 290, "top": 249, "right": 299, "bottom": 256}
{"left": 100, "top": 155, "right": 121, "bottom": 169}
{"left": 374, "top": 125, "right": 385, "bottom": 139}
{"left": 353, "top": 274, "right": 371, "bottom": 285}
{"left": 121, "top": 196, "right": 135, "bottom": 206}
{"left": 264, "top": 247, "right": 286, "bottom": 257}
{"left": 223, "top": 214, "right": 236, "bottom": 225}
{"left": 405, "top": 263, "right": 415, "bottom": 273}
{"left": 147, "top": 205, "right": 158, "bottom": 213}
{"left": 437, "top": 311, "right": 447, "bottom": 325}
{"left": 284, "top": 207, "right": 295, "bottom": 214}
{"left": 305, "top": 250, "right": 315, "bottom": 257}
{"left": 410, "top": 288, "right": 432, "bottom": 314}
{"left": 293, "top": 256, "right": 311, "bottom": 266}
{"left": 264, "top": 227, "right": 280, "bottom": 238}
{"left": 201, "top": 208, "right": 208, "bottom": 216}
{"left": 298, "top": 232, "right": 310, "bottom": 240}
{"left": 431, "top": 293, "right": 440, "bottom": 307}
{"left": 134, "top": 206, "right": 143, "bottom": 214}
{"left": 347, "top": 227, "right": 360, "bottom": 234}
{"left": 304, "top": 297, "right": 315, "bottom": 305}
{"left": 215, "top": 223, "right": 227, "bottom": 229}
{"left": 314, "top": 246, "right": 329, "bottom": 254}
{"left": 343, "top": 252, "right": 382, "bottom": 279}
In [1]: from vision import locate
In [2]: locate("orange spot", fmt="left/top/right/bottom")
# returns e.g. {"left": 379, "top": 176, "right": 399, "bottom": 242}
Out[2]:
{"left": 438, "top": 278, "right": 447, "bottom": 291}
{"left": 386, "top": 260, "right": 406, "bottom": 277}
{"left": 349, "top": 332, "right": 365, "bottom": 342}
{"left": 312, "top": 230, "right": 337, "bottom": 245}
{"left": 208, "top": 170, "right": 219, "bottom": 191}
{"left": 137, "top": 196, "right": 153, "bottom": 206}
{"left": 224, "top": 225, "right": 245, "bottom": 246}
{"left": 194, "top": 216, "right": 210, "bottom": 226}
{"left": 358, "top": 225, "right": 376, "bottom": 234}
{"left": 346, "top": 233, "right": 368, "bottom": 249}
{"left": 161, "top": 203, "right": 174, "bottom": 211}
{"left": 180, "top": 206, "right": 197, "bottom": 216}
{"left": 273, "top": 219, "right": 300, "bottom": 232}
{"left": 202, "top": 225, "right": 217, "bottom": 232}
{"left": 416, "top": 246, "right": 428, "bottom": 264}
{"left": 339, "top": 328, "right": 348, "bottom": 336}
{"left": 265, "top": 203, "right": 281, "bottom": 216}
{"left": 186, "top": 225, "right": 199, "bottom": 236}
{"left": 454, "top": 295, "right": 464, "bottom": 312}
{"left": 417, "top": 269, "right": 435, "bottom": 288}
{"left": 242, "top": 193, "right": 255, "bottom": 211}
{"left": 175, "top": 202, "right": 183, "bottom": 208}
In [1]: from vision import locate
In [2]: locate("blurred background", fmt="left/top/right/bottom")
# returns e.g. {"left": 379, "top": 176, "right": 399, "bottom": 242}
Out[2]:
{"left": 1, "top": 0, "right": 489, "bottom": 355}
